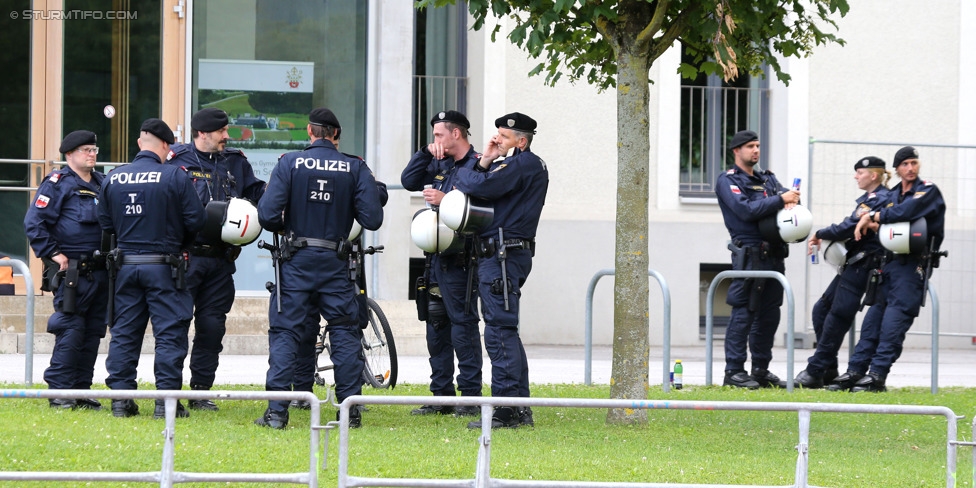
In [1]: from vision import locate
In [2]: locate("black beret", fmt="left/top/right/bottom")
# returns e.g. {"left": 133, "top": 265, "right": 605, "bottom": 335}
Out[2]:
{"left": 729, "top": 130, "right": 759, "bottom": 150}
{"left": 495, "top": 112, "right": 537, "bottom": 134}
{"left": 191, "top": 107, "right": 229, "bottom": 132}
{"left": 854, "top": 156, "right": 886, "bottom": 170}
{"left": 140, "top": 118, "right": 175, "bottom": 145}
{"left": 59, "top": 130, "right": 97, "bottom": 154}
{"left": 309, "top": 107, "right": 341, "bottom": 128}
{"left": 893, "top": 146, "right": 919, "bottom": 167}
{"left": 430, "top": 110, "right": 470, "bottom": 129}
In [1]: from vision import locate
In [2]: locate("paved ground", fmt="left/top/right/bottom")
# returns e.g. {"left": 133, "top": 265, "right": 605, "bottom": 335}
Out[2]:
{"left": 1, "top": 344, "right": 972, "bottom": 390}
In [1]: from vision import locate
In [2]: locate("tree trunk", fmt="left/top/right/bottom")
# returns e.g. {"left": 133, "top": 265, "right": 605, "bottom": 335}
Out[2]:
{"left": 606, "top": 47, "right": 651, "bottom": 425}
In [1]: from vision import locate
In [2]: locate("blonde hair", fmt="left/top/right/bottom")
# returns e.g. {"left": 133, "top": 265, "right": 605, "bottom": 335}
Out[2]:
{"left": 869, "top": 167, "right": 891, "bottom": 187}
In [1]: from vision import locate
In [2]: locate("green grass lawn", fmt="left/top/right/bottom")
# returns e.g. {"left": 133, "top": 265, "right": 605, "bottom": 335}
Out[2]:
{"left": 1, "top": 382, "right": 974, "bottom": 487}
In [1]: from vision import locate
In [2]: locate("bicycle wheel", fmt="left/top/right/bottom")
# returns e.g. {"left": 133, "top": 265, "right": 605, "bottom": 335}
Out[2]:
{"left": 361, "top": 297, "right": 397, "bottom": 388}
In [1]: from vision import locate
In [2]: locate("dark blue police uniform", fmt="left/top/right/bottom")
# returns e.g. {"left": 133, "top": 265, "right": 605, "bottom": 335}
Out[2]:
{"left": 24, "top": 166, "right": 108, "bottom": 399}
{"left": 846, "top": 177, "right": 945, "bottom": 388}
{"left": 166, "top": 143, "right": 265, "bottom": 392}
{"left": 454, "top": 147, "right": 548, "bottom": 408}
{"left": 802, "top": 186, "right": 889, "bottom": 383}
{"left": 290, "top": 177, "right": 388, "bottom": 402}
{"left": 257, "top": 138, "right": 382, "bottom": 420}
{"left": 98, "top": 150, "right": 206, "bottom": 393}
{"left": 402, "top": 144, "right": 484, "bottom": 405}
{"left": 714, "top": 165, "right": 789, "bottom": 382}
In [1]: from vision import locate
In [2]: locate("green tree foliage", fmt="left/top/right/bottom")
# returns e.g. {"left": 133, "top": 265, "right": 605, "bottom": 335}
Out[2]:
{"left": 416, "top": 0, "right": 848, "bottom": 424}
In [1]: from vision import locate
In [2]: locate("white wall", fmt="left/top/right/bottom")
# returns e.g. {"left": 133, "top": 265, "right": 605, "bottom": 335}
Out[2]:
{"left": 375, "top": 2, "right": 969, "bottom": 347}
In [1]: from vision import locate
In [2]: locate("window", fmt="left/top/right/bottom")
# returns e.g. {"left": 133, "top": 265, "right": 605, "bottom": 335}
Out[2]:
{"left": 413, "top": 3, "right": 468, "bottom": 150}
{"left": 679, "top": 45, "right": 770, "bottom": 197}
{"left": 191, "top": 0, "right": 368, "bottom": 293}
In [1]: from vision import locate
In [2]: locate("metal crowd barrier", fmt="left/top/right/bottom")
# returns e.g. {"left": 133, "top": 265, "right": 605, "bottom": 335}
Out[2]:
{"left": 335, "top": 395, "right": 960, "bottom": 488}
{"left": 582, "top": 268, "right": 672, "bottom": 390}
{"left": 0, "top": 258, "right": 35, "bottom": 385}
{"left": 0, "top": 389, "right": 332, "bottom": 487}
{"left": 705, "top": 270, "right": 797, "bottom": 391}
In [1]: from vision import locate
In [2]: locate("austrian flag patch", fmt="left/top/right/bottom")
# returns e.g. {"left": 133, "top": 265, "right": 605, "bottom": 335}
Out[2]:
{"left": 730, "top": 185, "right": 741, "bottom": 195}
{"left": 35, "top": 194, "right": 50, "bottom": 208}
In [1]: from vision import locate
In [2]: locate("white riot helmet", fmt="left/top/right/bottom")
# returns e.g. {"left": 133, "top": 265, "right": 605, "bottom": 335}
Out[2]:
{"left": 759, "top": 204, "right": 814, "bottom": 244}
{"left": 879, "top": 218, "right": 927, "bottom": 255}
{"left": 410, "top": 208, "right": 462, "bottom": 254}
{"left": 822, "top": 240, "right": 848, "bottom": 268}
{"left": 348, "top": 221, "right": 362, "bottom": 241}
{"left": 201, "top": 198, "right": 262, "bottom": 246}
{"left": 439, "top": 189, "right": 494, "bottom": 234}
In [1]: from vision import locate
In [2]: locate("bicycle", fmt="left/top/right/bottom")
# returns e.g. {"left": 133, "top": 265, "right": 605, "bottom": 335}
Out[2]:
{"left": 313, "top": 239, "right": 398, "bottom": 389}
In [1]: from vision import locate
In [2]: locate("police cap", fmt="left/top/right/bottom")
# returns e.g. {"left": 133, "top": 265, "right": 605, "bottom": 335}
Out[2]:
{"left": 309, "top": 107, "right": 341, "bottom": 128}
{"left": 854, "top": 156, "right": 886, "bottom": 170}
{"left": 893, "top": 146, "right": 919, "bottom": 167}
{"left": 494, "top": 112, "right": 537, "bottom": 134}
{"left": 140, "top": 118, "right": 175, "bottom": 145}
{"left": 191, "top": 107, "right": 229, "bottom": 132}
{"left": 729, "top": 130, "right": 759, "bottom": 150}
{"left": 59, "top": 130, "right": 97, "bottom": 154}
{"left": 430, "top": 110, "right": 470, "bottom": 129}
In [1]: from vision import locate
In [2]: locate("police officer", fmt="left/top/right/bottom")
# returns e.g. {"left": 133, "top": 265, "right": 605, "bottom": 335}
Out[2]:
{"left": 454, "top": 112, "right": 548, "bottom": 429}
{"left": 714, "top": 130, "right": 800, "bottom": 389}
{"left": 24, "top": 130, "right": 108, "bottom": 409}
{"left": 793, "top": 156, "right": 890, "bottom": 388}
{"left": 833, "top": 146, "right": 946, "bottom": 392}
{"left": 289, "top": 175, "right": 389, "bottom": 410}
{"left": 256, "top": 108, "right": 382, "bottom": 429}
{"left": 98, "top": 119, "right": 206, "bottom": 418}
{"left": 402, "top": 110, "right": 484, "bottom": 417}
{"left": 166, "top": 107, "right": 266, "bottom": 411}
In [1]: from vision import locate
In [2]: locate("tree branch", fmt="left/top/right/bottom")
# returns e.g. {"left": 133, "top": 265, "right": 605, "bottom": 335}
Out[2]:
{"left": 646, "top": 5, "right": 699, "bottom": 62}
{"left": 635, "top": 0, "right": 670, "bottom": 48}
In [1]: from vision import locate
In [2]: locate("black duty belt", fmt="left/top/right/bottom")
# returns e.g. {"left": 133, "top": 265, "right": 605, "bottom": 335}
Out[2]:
{"left": 120, "top": 254, "right": 175, "bottom": 265}
{"left": 299, "top": 237, "right": 339, "bottom": 251}
{"left": 189, "top": 245, "right": 226, "bottom": 258}
{"left": 479, "top": 237, "right": 535, "bottom": 258}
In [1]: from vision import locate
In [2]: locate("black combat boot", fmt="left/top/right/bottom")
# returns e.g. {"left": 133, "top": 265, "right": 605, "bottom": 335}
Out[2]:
{"left": 411, "top": 404, "right": 454, "bottom": 415}
{"left": 153, "top": 400, "right": 190, "bottom": 419}
{"left": 851, "top": 371, "right": 887, "bottom": 392}
{"left": 518, "top": 406, "right": 534, "bottom": 427}
{"left": 188, "top": 384, "right": 219, "bottom": 411}
{"left": 793, "top": 369, "right": 824, "bottom": 389}
{"left": 254, "top": 408, "right": 289, "bottom": 429}
{"left": 49, "top": 398, "right": 77, "bottom": 409}
{"left": 75, "top": 398, "right": 103, "bottom": 410}
{"left": 751, "top": 368, "right": 787, "bottom": 388}
{"left": 467, "top": 406, "right": 520, "bottom": 430}
{"left": 826, "top": 371, "right": 864, "bottom": 391}
{"left": 723, "top": 370, "right": 760, "bottom": 389}
{"left": 111, "top": 399, "right": 139, "bottom": 418}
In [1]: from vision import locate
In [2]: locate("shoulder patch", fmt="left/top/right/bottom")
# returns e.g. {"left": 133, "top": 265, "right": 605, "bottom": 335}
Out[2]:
{"left": 726, "top": 169, "right": 735, "bottom": 174}
{"left": 730, "top": 185, "right": 741, "bottom": 195}
{"left": 166, "top": 150, "right": 175, "bottom": 161}
{"left": 48, "top": 172, "right": 62, "bottom": 183}
{"left": 923, "top": 179, "right": 933, "bottom": 186}
{"left": 867, "top": 192, "right": 876, "bottom": 199}
{"left": 35, "top": 194, "right": 50, "bottom": 208}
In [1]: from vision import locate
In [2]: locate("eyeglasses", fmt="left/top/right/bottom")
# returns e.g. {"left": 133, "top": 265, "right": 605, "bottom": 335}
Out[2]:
{"left": 77, "top": 147, "right": 99, "bottom": 155}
